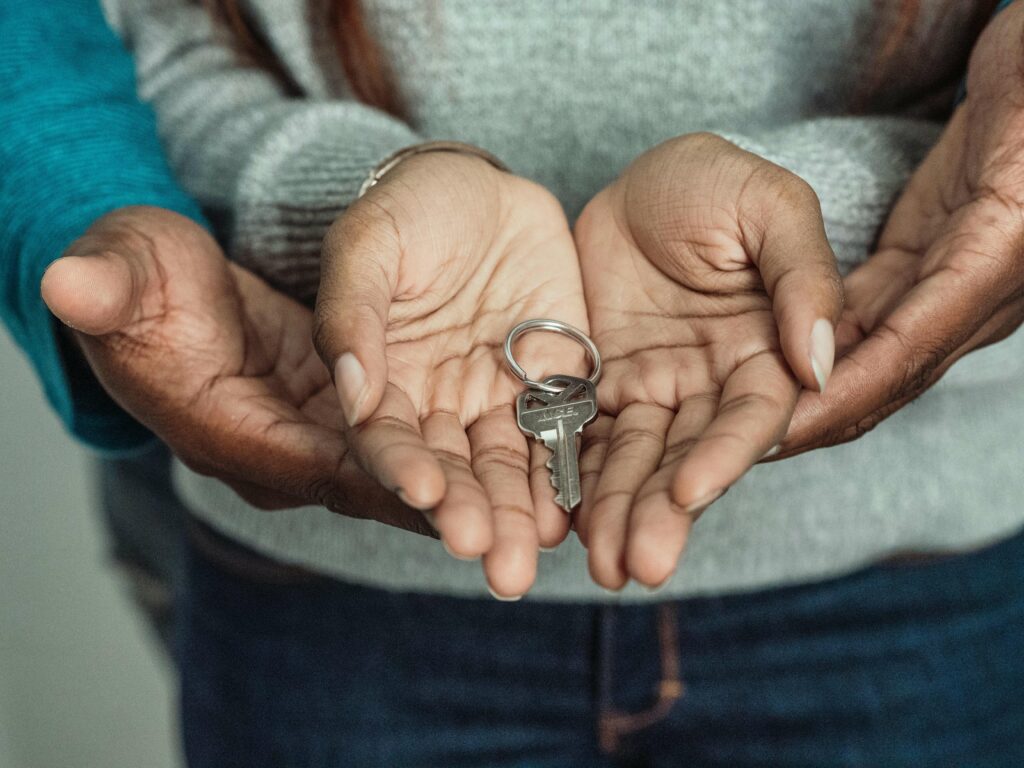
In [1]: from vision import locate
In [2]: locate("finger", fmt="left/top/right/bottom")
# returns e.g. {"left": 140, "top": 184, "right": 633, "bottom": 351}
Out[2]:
{"left": 747, "top": 176, "right": 844, "bottom": 393}
{"left": 584, "top": 404, "right": 673, "bottom": 591}
{"left": 469, "top": 406, "right": 538, "bottom": 600}
{"left": 528, "top": 442, "right": 572, "bottom": 550}
{"left": 625, "top": 394, "right": 717, "bottom": 586}
{"left": 224, "top": 464, "right": 434, "bottom": 541}
{"left": 41, "top": 251, "right": 150, "bottom": 336}
{"left": 671, "top": 351, "right": 797, "bottom": 508}
{"left": 842, "top": 248, "right": 920, "bottom": 335}
{"left": 575, "top": 414, "right": 614, "bottom": 546}
{"left": 175, "top": 402, "right": 427, "bottom": 533}
{"left": 783, "top": 261, "right": 999, "bottom": 454}
{"left": 347, "top": 383, "right": 446, "bottom": 510}
{"left": 784, "top": 292, "right": 1024, "bottom": 456}
{"left": 313, "top": 210, "right": 398, "bottom": 426}
{"left": 41, "top": 210, "right": 221, "bottom": 336}
{"left": 420, "top": 411, "right": 493, "bottom": 559}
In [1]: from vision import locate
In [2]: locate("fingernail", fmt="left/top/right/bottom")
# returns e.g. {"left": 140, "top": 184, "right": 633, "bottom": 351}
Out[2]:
{"left": 761, "top": 444, "right": 781, "bottom": 460}
{"left": 644, "top": 571, "right": 675, "bottom": 594}
{"left": 683, "top": 488, "right": 724, "bottom": 515}
{"left": 334, "top": 353, "right": 368, "bottom": 427}
{"left": 442, "top": 539, "right": 479, "bottom": 562}
{"left": 487, "top": 586, "right": 523, "bottom": 602}
{"left": 809, "top": 318, "right": 835, "bottom": 394}
{"left": 396, "top": 488, "right": 430, "bottom": 513}
{"left": 539, "top": 545, "right": 559, "bottom": 553}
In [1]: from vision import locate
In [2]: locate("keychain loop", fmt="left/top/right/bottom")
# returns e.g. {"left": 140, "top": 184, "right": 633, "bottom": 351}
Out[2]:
{"left": 504, "top": 319, "right": 602, "bottom": 394}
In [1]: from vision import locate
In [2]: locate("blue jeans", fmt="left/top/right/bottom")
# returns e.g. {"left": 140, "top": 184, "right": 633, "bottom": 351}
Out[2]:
{"left": 179, "top": 524, "right": 1024, "bottom": 768}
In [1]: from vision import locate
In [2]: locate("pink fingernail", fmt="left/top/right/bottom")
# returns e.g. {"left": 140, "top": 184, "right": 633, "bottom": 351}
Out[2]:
{"left": 442, "top": 539, "right": 480, "bottom": 562}
{"left": 334, "top": 353, "right": 368, "bottom": 427}
{"left": 683, "top": 488, "right": 724, "bottom": 515}
{"left": 809, "top": 318, "right": 835, "bottom": 394}
{"left": 644, "top": 571, "right": 675, "bottom": 594}
{"left": 397, "top": 489, "right": 434, "bottom": 513}
{"left": 487, "top": 586, "right": 523, "bottom": 602}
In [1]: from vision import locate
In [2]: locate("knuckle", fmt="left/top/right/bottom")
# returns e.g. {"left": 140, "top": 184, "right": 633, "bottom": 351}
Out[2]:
{"left": 743, "top": 159, "right": 819, "bottom": 213}
{"left": 473, "top": 445, "right": 529, "bottom": 476}
{"left": 364, "top": 414, "right": 419, "bottom": 437}
{"left": 813, "top": 420, "right": 864, "bottom": 450}
{"left": 591, "top": 488, "right": 637, "bottom": 511}
{"left": 433, "top": 447, "right": 470, "bottom": 471}
{"left": 311, "top": 302, "right": 371, "bottom": 365}
{"left": 823, "top": 267, "right": 846, "bottom": 309}
{"left": 873, "top": 322, "right": 948, "bottom": 402}
{"left": 769, "top": 171, "right": 820, "bottom": 214}
{"left": 174, "top": 448, "right": 219, "bottom": 480}
{"left": 234, "top": 489, "right": 279, "bottom": 511}
{"left": 311, "top": 305, "right": 340, "bottom": 362}
{"left": 737, "top": 164, "right": 822, "bottom": 241}
{"left": 720, "top": 390, "right": 785, "bottom": 418}
{"left": 834, "top": 410, "right": 889, "bottom": 446}
{"left": 677, "top": 131, "right": 732, "bottom": 154}
{"left": 490, "top": 503, "right": 534, "bottom": 527}
{"left": 851, "top": 413, "right": 883, "bottom": 439}
{"left": 323, "top": 202, "right": 402, "bottom": 274}
{"left": 306, "top": 475, "right": 344, "bottom": 510}
{"left": 662, "top": 437, "right": 698, "bottom": 463}
{"left": 605, "top": 426, "right": 662, "bottom": 457}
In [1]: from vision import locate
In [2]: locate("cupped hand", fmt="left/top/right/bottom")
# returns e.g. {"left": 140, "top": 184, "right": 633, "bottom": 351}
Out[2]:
{"left": 781, "top": 4, "right": 1024, "bottom": 455}
{"left": 313, "top": 152, "right": 589, "bottom": 598}
{"left": 41, "top": 206, "right": 420, "bottom": 532}
{"left": 573, "top": 134, "right": 843, "bottom": 589}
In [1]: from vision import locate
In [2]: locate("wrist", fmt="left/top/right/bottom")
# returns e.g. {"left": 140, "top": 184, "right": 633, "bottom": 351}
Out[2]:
{"left": 358, "top": 140, "right": 509, "bottom": 198}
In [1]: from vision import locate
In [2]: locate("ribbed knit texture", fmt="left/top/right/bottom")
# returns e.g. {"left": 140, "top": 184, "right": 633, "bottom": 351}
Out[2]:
{"left": 0, "top": 1, "right": 208, "bottom": 454}
{"left": 107, "top": 0, "right": 1024, "bottom": 599}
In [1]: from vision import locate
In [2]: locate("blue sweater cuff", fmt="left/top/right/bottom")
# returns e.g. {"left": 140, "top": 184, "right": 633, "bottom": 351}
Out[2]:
{"left": 1, "top": 0, "right": 211, "bottom": 457}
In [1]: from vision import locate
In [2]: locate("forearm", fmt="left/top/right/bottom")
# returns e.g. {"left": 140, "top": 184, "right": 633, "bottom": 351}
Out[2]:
{"left": 0, "top": 0, "right": 208, "bottom": 454}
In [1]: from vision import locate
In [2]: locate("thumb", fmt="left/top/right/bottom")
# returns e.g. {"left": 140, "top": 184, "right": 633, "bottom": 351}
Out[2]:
{"left": 41, "top": 248, "right": 148, "bottom": 337}
{"left": 313, "top": 211, "right": 396, "bottom": 428}
{"left": 747, "top": 179, "right": 844, "bottom": 393}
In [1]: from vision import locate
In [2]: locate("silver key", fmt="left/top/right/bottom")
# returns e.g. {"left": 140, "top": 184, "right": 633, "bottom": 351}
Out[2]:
{"left": 516, "top": 375, "right": 598, "bottom": 512}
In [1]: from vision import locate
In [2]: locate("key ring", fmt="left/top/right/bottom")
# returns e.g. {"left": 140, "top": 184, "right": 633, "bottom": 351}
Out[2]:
{"left": 504, "top": 319, "right": 602, "bottom": 395}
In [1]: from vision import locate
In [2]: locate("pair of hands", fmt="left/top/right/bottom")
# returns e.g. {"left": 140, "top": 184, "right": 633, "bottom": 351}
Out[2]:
{"left": 311, "top": 135, "right": 841, "bottom": 597}
{"left": 42, "top": 4, "right": 1024, "bottom": 598}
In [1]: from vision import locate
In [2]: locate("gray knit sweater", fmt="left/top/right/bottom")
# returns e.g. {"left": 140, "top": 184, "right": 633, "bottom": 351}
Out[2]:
{"left": 105, "top": 0, "right": 1024, "bottom": 600}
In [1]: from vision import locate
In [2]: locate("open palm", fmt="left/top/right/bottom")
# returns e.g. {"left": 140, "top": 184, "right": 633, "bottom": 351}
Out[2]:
{"left": 314, "top": 153, "right": 589, "bottom": 597}
{"left": 573, "top": 135, "right": 843, "bottom": 589}
{"left": 784, "top": 3, "right": 1024, "bottom": 453}
{"left": 42, "top": 207, "right": 414, "bottom": 528}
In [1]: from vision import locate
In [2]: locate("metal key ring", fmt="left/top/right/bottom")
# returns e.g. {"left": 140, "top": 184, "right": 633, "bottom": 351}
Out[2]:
{"left": 504, "top": 319, "right": 602, "bottom": 394}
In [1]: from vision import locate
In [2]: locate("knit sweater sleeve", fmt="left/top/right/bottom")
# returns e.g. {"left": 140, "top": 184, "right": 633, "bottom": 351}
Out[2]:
{"left": 718, "top": 5, "right": 1017, "bottom": 271}
{"left": 103, "top": 0, "right": 420, "bottom": 303}
{"left": 0, "top": 0, "right": 208, "bottom": 455}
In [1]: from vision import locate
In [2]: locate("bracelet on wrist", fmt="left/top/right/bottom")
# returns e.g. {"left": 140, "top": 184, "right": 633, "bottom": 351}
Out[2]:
{"left": 358, "top": 140, "right": 509, "bottom": 198}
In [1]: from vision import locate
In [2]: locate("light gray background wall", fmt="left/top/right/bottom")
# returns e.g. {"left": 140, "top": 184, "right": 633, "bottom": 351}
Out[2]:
{"left": 0, "top": 328, "right": 178, "bottom": 768}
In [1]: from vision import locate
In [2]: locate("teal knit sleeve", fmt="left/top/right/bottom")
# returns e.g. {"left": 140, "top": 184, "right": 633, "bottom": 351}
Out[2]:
{"left": 0, "top": 1, "right": 209, "bottom": 455}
